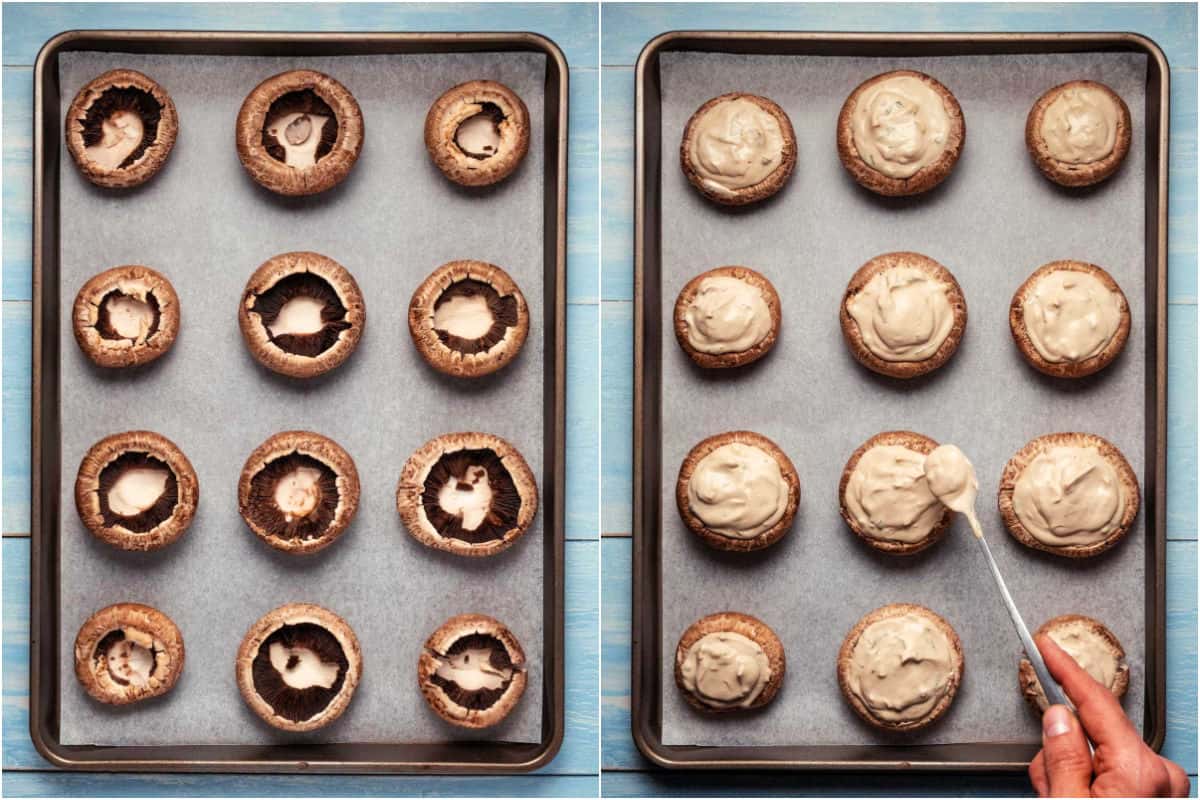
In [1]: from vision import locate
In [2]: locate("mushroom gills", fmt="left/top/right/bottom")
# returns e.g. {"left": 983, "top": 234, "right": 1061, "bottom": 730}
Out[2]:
{"left": 433, "top": 280, "right": 518, "bottom": 355}
{"left": 97, "top": 288, "right": 160, "bottom": 343}
{"left": 97, "top": 452, "right": 179, "bottom": 533}
{"left": 455, "top": 103, "right": 505, "bottom": 159}
{"left": 251, "top": 623, "right": 348, "bottom": 722}
{"left": 251, "top": 273, "right": 351, "bottom": 358}
{"left": 80, "top": 86, "right": 162, "bottom": 170}
{"left": 421, "top": 448, "right": 523, "bottom": 544}
{"left": 95, "top": 629, "right": 157, "bottom": 687}
{"left": 248, "top": 453, "right": 339, "bottom": 540}
{"left": 262, "top": 90, "right": 338, "bottom": 168}
{"left": 428, "top": 633, "right": 516, "bottom": 711}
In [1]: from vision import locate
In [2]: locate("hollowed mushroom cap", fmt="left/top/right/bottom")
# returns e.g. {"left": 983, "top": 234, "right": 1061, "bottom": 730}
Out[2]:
{"left": 409, "top": 260, "right": 529, "bottom": 378}
{"left": 397, "top": 432, "right": 538, "bottom": 558}
{"left": 72, "top": 265, "right": 180, "bottom": 368}
{"left": 74, "top": 430, "right": 199, "bottom": 551}
{"left": 236, "top": 603, "right": 362, "bottom": 732}
{"left": 238, "top": 251, "right": 366, "bottom": 379}
{"left": 238, "top": 430, "right": 360, "bottom": 555}
{"left": 418, "top": 613, "right": 527, "bottom": 729}
{"left": 236, "top": 69, "right": 364, "bottom": 196}
{"left": 424, "top": 80, "right": 530, "bottom": 187}
{"left": 75, "top": 603, "right": 185, "bottom": 705}
{"left": 65, "top": 69, "right": 178, "bottom": 189}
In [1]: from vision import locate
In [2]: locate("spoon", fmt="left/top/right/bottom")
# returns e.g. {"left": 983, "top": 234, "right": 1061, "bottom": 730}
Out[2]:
{"left": 924, "top": 444, "right": 1091, "bottom": 751}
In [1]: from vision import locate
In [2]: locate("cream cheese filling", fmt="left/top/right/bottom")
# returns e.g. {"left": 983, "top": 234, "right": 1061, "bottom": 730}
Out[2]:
{"left": 1044, "top": 622, "right": 1120, "bottom": 690}
{"left": 274, "top": 466, "right": 323, "bottom": 522}
{"left": 683, "top": 275, "right": 771, "bottom": 355}
{"left": 679, "top": 631, "right": 770, "bottom": 709}
{"left": 108, "top": 467, "right": 168, "bottom": 517}
{"left": 269, "top": 642, "right": 340, "bottom": 690}
{"left": 267, "top": 112, "right": 331, "bottom": 169}
{"left": 851, "top": 75, "right": 950, "bottom": 179}
{"left": 1039, "top": 87, "right": 1120, "bottom": 165}
{"left": 688, "top": 97, "right": 785, "bottom": 194}
{"left": 269, "top": 295, "right": 326, "bottom": 337}
{"left": 844, "top": 445, "right": 942, "bottom": 543}
{"left": 1013, "top": 445, "right": 1126, "bottom": 547}
{"left": 1023, "top": 270, "right": 1122, "bottom": 363}
{"left": 435, "top": 647, "right": 512, "bottom": 691}
{"left": 106, "top": 634, "right": 154, "bottom": 686}
{"left": 847, "top": 266, "right": 954, "bottom": 362}
{"left": 456, "top": 113, "right": 502, "bottom": 158}
{"left": 434, "top": 294, "right": 494, "bottom": 340}
{"left": 85, "top": 110, "right": 144, "bottom": 170}
{"left": 687, "top": 442, "right": 787, "bottom": 539}
{"left": 847, "top": 613, "right": 955, "bottom": 722}
{"left": 923, "top": 443, "right": 984, "bottom": 539}
{"left": 437, "top": 465, "right": 493, "bottom": 532}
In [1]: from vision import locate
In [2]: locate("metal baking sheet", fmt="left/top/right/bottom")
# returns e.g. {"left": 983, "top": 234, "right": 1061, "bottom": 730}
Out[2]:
{"left": 633, "top": 32, "right": 1167, "bottom": 771}
{"left": 32, "top": 31, "right": 567, "bottom": 773}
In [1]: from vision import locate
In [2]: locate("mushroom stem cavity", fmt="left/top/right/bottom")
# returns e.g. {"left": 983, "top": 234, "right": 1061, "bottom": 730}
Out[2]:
{"left": 437, "top": 465, "right": 493, "bottom": 531}
{"left": 96, "top": 629, "right": 157, "bottom": 688}
{"left": 262, "top": 90, "right": 338, "bottom": 168}
{"left": 79, "top": 85, "right": 162, "bottom": 171}
{"left": 86, "top": 110, "right": 144, "bottom": 169}
{"left": 269, "top": 295, "right": 328, "bottom": 337}
{"left": 96, "top": 451, "right": 180, "bottom": 533}
{"left": 433, "top": 293, "right": 494, "bottom": 340}
{"left": 251, "top": 622, "right": 348, "bottom": 722}
{"left": 274, "top": 466, "right": 324, "bottom": 522}
{"left": 422, "top": 448, "right": 521, "bottom": 544}
{"left": 269, "top": 641, "right": 339, "bottom": 689}
{"left": 97, "top": 285, "right": 160, "bottom": 344}
{"left": 107, "top": 467, "right": 169, "bottom": 517}
{"left": 455, "top": 104, "right": 504, "bottom": 159}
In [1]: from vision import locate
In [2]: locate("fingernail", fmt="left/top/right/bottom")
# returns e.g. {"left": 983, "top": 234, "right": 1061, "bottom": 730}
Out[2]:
{"left": 1043, "top": 705, "right": 1071, "bottom": 738}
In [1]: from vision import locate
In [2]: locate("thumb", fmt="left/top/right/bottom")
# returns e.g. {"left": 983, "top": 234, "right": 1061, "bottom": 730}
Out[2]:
{"left": 1041, "top": 705, "right": 1093, "bottom": 797}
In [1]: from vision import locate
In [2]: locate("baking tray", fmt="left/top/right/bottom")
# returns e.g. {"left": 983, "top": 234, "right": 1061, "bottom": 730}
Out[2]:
{"left": 632, "top": 32, "right": 1168, "bottom": 771}
{"left": 31, "top": 30, "right": 567, "bottom": 773}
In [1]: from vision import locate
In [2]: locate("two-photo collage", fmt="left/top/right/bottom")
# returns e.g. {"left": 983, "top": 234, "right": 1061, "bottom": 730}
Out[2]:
{"left": 1, "top": 1, "right": 1196, "bottom": 798}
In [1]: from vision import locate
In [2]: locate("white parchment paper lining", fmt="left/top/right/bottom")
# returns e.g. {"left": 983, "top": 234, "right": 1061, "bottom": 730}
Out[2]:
{"left": 659, "top": 51, "right": 1148, "bottom": 747}
{"left": 58, "top": 50, "right": 546, "bottom": 746}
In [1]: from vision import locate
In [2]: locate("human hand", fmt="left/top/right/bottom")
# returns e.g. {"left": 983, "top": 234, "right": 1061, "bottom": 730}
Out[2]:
{"left": 1028, "top": 634, "right": 1190, "bottom": 797}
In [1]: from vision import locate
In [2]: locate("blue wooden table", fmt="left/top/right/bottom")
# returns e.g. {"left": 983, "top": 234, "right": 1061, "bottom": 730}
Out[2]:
{"left": 0, "top": 3, "right": 599, "bottom": 796}
{"left": 599, "top": 3, "right": 1198, "bottom": 796}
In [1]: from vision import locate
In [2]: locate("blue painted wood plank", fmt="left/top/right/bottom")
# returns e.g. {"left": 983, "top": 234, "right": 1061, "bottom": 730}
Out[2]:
{"left": 601, "top": 68, "right": 633, "bottom": 303}
{"left": 1168, "top": 305, "right": 1198, "bottom": 540}
{"left": 600, "top": 301, "right": 632, "bottom": 535}
{"left": 1, "top": 3, "right": 599, "bottom": 71}
{"left": 2, "top": 67, "right": 32, "bottom": 302}
{"left": 600, "top": 537, "right": 1198, "bottom": 778}
{"left": 0, "top": 772, "right": 599, "bottom": 797}
{"left": 568, "top": 69, "right": 600, "bottom": 305}
{"left": 599, "top": 3, "right": 1198, "bottom": 70}
{"left": 2, "top": 302, "right": 31, "bottom": 535}
{"left": 567, "top": 303, "right": 600, "bottom": 540}
{"left": 1168, "top": 69, "right": 1198, "bottom": 303}
{"left": 601, "top": 770, "right": 1044, "bottom": 797}
{"left": 3, "top": 537, "right": 600, "bottom": 777}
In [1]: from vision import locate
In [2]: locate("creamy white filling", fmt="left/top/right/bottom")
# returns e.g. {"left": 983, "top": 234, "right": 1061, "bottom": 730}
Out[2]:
{"left": 851, "top": 75, "right": 950, "bottom": 179}
{"left": 106, "top": 636, "right": 154, "bottom": 686}
{"left": 105, "top": 294, "right": 155, "bottom": 340}
{"left": 274, "top": 466, "right": 323, "bottom": 522}
{"left": 437, "top": 465, "right": 493, "bottom": 531}
{"left": 923, "top": 443, "right": 984, "bottom": 539}
{"left": 456, "top": 113, "right": 501, "bottom": 158}
{"left": 847, "top": 266, "right": 954, "bottom": 362}
{"left": 683, "top": 275, "right": 772, "bottom": 355}
{"left": 1040, "top": 87, "right": 1120, "bottom": 165}
{"left": 434, "top": 294, "right": 494, "bottom": 340}
{"left": 688, "top": 97, "right": 785, "bottom": 193}
{"left": 847, "top": 613, "right": 955, "bottom": 722}
{"left": 266, "top": 112, "right": 331, "bottom": 168}
{"left": 435, "top": 646, "right": 512, "bottom": 691}
{"left": 844, "top": 445, "right": 942, "bottom": 544}
{"left": 85, "top": 110, "right": 144, "bottom": 170}
{"left": 107, "top": 468, "right": 168, "bottom": 517}
{"left": 678, "top": 631, "right": 771, "bottom": 709}
{"left": 268, "top": 295, "right": 326, "bottom": 337}
{"left": 1013, "top": 445, "right": 1126, "bottom": 547}
{"left": 268, "top": 642, "right": 340, "bottom": 689}
{"left": 1023, "top": 270, "right": 1123, "bottom": 363}
{"left": 687, "top": 442, "right": 787, "bottom": 539}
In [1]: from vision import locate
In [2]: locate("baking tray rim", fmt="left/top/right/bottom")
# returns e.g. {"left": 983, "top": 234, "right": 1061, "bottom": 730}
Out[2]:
{"left": 631, "top": 29, "right": 1169, "bottom": 772}
{"left": 31, "top": 29, "right": 568, "bottom": 774}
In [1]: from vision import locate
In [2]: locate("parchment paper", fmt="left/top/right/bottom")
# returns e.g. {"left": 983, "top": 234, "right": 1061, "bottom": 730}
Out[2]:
{"left": 658, "top": 52, "right": 1148, "bottom": 747}
{"left": 58, "top": 50, "right": 546, "bottom": 746}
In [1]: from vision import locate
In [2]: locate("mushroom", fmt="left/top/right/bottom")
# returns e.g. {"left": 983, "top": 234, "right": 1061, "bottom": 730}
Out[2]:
{"left": 239, "top": 251, "right": 366, "bottom": 379}
{"left": 236, "top": 603, "right": 361, "bottom": 732}
{"left": 65, "top": 69, "right": 178, "bottom": 189}
{"left": 236, "top": 70, "right": 364, "bottom": 196}
{"left": 74, "top": 431, "right": 199, "bottom": 552}
{"left": 409, "top": 260, "right": 529, "bottom": 378}
{"left": 418, "top": 614, "right": 527, "bottom": 729}
{"left": 72, "top": 265, "right": 180, "bottom": 368}
{"left": 397, "top": 432, "right": 538, "bottom": 558}
{"left": 425, "top": 80, "right": 530, "bottom": 187}
{"left": 238, "top": 431, "right": 360, "bottom": 554}
{"left": 74, "top": 603, "right": 185, "bottom": 705}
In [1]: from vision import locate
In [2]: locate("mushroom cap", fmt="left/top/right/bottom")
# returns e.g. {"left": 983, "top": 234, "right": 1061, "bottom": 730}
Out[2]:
{"left": 74, "top": 602, "right": 185, "bottom": 705}
{"left": 417, "top": 613, "right": 528, "bottom": 729}
{"left": 72, "top": 265, "right": 180, "bottom": 369}
{"left": 424, "top": 80, "right": 530, "bottom": 187}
